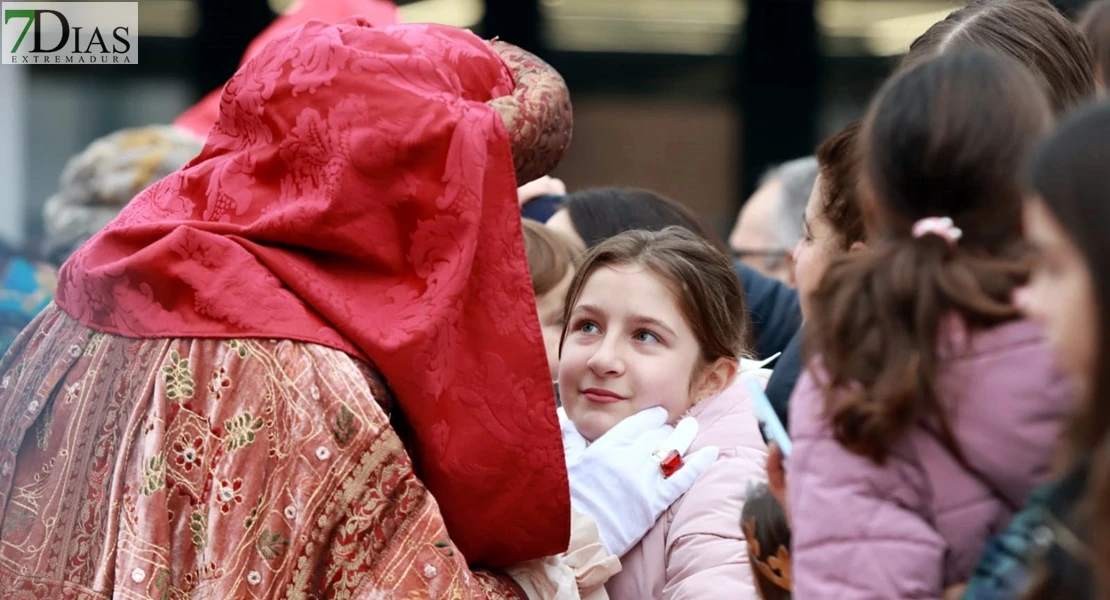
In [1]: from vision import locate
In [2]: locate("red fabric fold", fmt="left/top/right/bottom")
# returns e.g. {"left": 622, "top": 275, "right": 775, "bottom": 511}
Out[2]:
{"left": 57, "top": 20, "right": 569, "bottom": 568}
{"left": 174, "top": 0, "right": 399, "bottom": 140}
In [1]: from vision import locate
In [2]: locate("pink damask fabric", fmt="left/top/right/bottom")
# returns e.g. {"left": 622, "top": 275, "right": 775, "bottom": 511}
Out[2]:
{"left": 0, "top": 306, "right": 527, "bottom": 598}
{"left": 174, "top": 0, "right": 399, "bottom": 139}
{"left": 55, "top": 21, "right": 570, "bottom": 568}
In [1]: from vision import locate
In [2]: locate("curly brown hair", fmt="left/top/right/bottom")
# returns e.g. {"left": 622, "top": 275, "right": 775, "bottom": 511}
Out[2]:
{"left": 815, "top": 121, "right": 865, "bottom": 250}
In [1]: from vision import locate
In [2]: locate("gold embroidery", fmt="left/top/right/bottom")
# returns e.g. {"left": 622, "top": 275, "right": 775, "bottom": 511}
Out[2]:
{"left": 141, "top": 453, "right": 166, "bottom": 495}
{"left": 214, "top": 478, "right": 244, "bottom": 514}
{"left": 257, "top": 530, "right": 290, "bottom": 560}
{"left": 244, "top": 495, "right": 264, "bottom": 531}
{"left": 224, "top": 412, "right": 264, "bottom": 451}
{"left": 228, "top": 339, "right": 250, "bottom": 358}
{"left": 189, "top": 510, "right": 208, "bottom": 551}
{"left": 161, "top": 350, "right": 195, "bottom": 400}
{"left": 171, "top": 434, "right": 204, "bottom": 472}
{"left": 208, "top": 367, "right": 232, "bottom": 400}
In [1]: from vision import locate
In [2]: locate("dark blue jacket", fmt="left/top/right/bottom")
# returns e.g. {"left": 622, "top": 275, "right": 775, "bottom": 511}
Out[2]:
{"left": 733, "top": 262, "right": 803, "bottom": 428}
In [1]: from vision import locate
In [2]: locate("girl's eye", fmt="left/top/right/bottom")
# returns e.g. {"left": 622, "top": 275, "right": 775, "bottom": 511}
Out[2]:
{"left": 633, "top": 330, "right": 660, "bottom": 344}
{"left": 575, "top": 320, "right": 600, "bottom": 334}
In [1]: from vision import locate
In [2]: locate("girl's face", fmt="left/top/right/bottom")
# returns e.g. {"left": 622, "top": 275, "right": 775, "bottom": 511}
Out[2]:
{"left": 793, "top": 176, "right": 845, "bottom": 320}
{"left": 1020, "top": 198, "right": 1098, "bottom": 397}
{"left": 558, "top": 263, "right": 725, "bottom": 442}
{"left": 536, "top": 267, "right": 574, "bottom": 379}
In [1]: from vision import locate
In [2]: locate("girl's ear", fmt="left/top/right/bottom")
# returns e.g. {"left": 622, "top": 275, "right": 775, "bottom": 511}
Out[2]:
{"left": 694, "top": 357, "right": 738, "bottom": 401}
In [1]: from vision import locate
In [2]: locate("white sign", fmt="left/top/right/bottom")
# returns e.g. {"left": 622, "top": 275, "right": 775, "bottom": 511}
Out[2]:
{"left": 2, "top": 2, "right": 138, "bottom": 65}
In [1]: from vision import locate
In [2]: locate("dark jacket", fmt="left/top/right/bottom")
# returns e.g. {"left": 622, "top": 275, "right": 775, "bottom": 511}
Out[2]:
{"left": 733, "top": 262, "right": 803, "bottom": 428}
{"left": 734, "top": 262, "right": 802, "bottom": 361}
{"left": 962, "top": 459, "right": 1094, "bottom": 600}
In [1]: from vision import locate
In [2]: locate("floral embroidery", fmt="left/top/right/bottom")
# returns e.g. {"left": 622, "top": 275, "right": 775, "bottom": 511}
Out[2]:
{"left": 224, "top": 412, "right": 264, "bottom": 451}
{"left": 228, "top": 339, "right": 250, "bottom": 358}
{"left": 208, "top": 367, "right": 232, "bottom": 400}
{"left": 123, "top": 485, "right": 139, "bottom": 524}
{"left": 154, "top": 568, "right": 172, "bottom": 600}
{"left": 190, "top": 510, "right": 208, "bottom": 551}
{"left": 215, "top": 478, "right": 244, "bottom": 514}
{"left": 333, "top": 404, "right": 356, "bottom": 447}
{"left": 140, "top": 453, "right": 166, "bottom": 496}
{"left": 161, "top": 350, "right": 195, "bottom": 400}
{"left": 62, "top": 381, "right": 81, "bottom": 404}
{"left": 257, "top": 530, "right": 290, "bottom": 560}
{"left": 172, "top": 435, "right": 204, "bottom": 472}
{"left": 244, "top": 495, "right": 264, "bottom": 530}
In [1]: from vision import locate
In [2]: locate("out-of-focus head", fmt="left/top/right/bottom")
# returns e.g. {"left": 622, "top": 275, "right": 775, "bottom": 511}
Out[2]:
{"left": 544, "top": 186, "right": 728, "bottom": 254}
{"left": 521, "top": 218, "right": 584, "bottom": 379}
{"left": 729, "top": 157, "right": 818, "bottom": 284}
{"left": 42, "top": 125, "right": 203, "bottom": 265}
{"left": 793, "top": 122, "right": 865, "bottom": 318}
{"left": 903, "top": 0, "right": 1095, "bottom": 116}
{"left": 1080, "top": 0, "right": 1110, "bottom": 90}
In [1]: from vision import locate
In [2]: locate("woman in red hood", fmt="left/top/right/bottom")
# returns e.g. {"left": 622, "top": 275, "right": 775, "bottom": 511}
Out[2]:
{"left": 0, "top": 20, "right": 713, "bottom": 598}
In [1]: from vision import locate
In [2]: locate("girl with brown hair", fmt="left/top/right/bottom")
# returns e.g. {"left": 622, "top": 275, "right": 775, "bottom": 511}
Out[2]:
{"left": 558, "top": 226, "right": 770, "bottom": 598}
{"left": 1009, "top": 100, "right": 1110, "bottom": 599}
{"left": 786, "top": 50, "right": 1074, "bottom": 598}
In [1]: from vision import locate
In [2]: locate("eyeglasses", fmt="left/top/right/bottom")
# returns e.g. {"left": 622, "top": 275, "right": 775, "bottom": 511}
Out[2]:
{"left": 731, "top": 248, "right": 791, "bottom": 270}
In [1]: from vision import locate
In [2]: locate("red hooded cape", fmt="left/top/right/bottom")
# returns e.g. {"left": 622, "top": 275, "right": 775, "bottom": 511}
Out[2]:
{"left": 57, "top": 20, "right": 570, "bottom": 568}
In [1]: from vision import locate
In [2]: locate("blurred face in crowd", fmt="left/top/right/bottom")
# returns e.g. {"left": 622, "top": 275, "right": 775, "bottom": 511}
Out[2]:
{"left": 730, "top": 176, "right": 793, "bottom": 283}
{"left": 792, "top": 176, "right": 844, "bottom": 320}
{"left": 558, "top": 264, "right": 706, "bottom": 441}
{"left": 1019, "top": 198, "right": 1098, "bottom": 396}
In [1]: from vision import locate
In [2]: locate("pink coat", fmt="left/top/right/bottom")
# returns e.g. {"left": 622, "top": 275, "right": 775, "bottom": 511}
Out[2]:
{"left": 606, "top": 374, "right": 769, "bottom": 599}
{"left": 788, "top": 319, "right": 1074, "bottom": 599}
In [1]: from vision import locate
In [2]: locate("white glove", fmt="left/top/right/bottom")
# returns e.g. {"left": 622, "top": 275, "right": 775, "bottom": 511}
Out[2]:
{"left": 558, "top": 406, "right": 720, "bottom": 557}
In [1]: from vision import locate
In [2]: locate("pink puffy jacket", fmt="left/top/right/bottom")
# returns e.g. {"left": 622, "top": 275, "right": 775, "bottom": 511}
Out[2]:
{"left": 788, "top": 319, "right": 1074, "bottom": 599}
{"left": 606, "top": 374, "right": 769, "bottom": 599}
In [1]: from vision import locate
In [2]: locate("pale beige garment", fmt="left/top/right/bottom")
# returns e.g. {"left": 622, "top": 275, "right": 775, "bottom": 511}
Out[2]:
{"left": 508, "top": 510, "right": 622, "bottom": 599}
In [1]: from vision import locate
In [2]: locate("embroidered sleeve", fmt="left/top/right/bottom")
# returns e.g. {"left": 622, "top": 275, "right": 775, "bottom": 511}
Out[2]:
{"left": 316, "top": 413, "right": 529, "bottom": 600}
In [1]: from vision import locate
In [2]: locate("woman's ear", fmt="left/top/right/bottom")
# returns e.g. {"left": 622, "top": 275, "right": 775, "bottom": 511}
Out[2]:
{"left": 695, "top": 357, "right": 739, "bottom": 401}
{"left": 849, "top": 240, "right": 867, "bottom": 253}
{"left": 784, "top": 250, "right": 797, "bottom": 286}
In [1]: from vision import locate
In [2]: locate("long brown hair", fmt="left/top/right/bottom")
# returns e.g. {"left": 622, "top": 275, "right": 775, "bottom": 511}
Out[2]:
{"left": 903, "top": 0, "right": 1095, "bottom": 116}
{"left": 559, "top": 226, "right": 750, "bottom": 365}
{"left": 1025, "top": 101, "right": 1110, "bottom": 598}
{"left": 808, "top": 50, "right": 1052, "bottom": 463}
